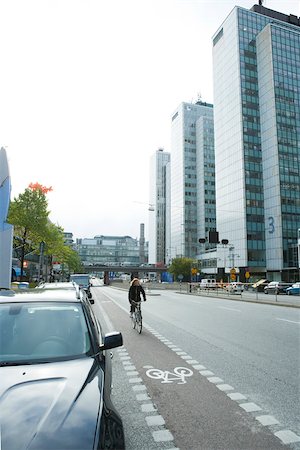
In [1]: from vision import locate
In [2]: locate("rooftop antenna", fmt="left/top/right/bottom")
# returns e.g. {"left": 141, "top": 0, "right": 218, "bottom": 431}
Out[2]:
{"left": 259, "top": 0, "right": 263, "bottom": 5}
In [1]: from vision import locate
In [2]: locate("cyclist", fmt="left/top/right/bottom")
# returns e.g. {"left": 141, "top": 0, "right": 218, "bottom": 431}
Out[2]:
{"left": 128, "top": 278, "right": 146, "bottom": 317}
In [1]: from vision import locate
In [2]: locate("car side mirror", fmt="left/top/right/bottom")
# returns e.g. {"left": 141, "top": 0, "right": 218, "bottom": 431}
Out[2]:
{"left": 100, "top": 332, "right": 123, "bottom": 351}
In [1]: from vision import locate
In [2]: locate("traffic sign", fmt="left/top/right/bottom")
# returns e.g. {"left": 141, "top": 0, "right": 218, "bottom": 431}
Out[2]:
{"left": 230, "top": 268, "right": 236, "bottom": 275}
{"left": 245, "top": 271, "right": 250, "bottom": 279}
{"left": 230, "top": 273, "right": 236, "bottom": 281}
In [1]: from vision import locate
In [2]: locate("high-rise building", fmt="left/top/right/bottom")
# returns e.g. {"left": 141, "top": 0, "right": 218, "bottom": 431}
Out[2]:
{"left": 148, "top": 148, "right": 170, "bottom": 264}
{"left": 170, "top": 101, "right": 215, "bottom": 260}
{"left": 213, "top": 3, "right": 300, "bottom": 281}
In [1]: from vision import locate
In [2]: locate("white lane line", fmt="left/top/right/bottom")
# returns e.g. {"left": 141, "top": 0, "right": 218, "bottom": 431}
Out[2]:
{"left": 152, "top": 430, "right": 174, "bottom": 442}
{"left": 208, "top": 377, "right": 224, "bottom": 384}
{"left": 274, "top": 430, "right": 300, "bottom": 444}
{"left": 276, "top": 318, "right": 300, "bottom": 324}
{"left": 216, "top": 384, "right": 234, "bottom": 392}
{"left": 145, "top": 415, "right": 165, "bottom": 426}
{"left": 141, "top": 403, "right": 156, "bottom": 412}
{"left": 218, "top": 306, "right": 241, "bottom": 312}
{"left": 136, "top": 393, "right": 150, "bottom": 401}
{"left": 227, "top": 392, "right": 247, "bottom": 401}
{"left": 240, "top": 402, "right": 262, "bottom": 412}
{"left": 256, "top": 415, "right": 279, "bottom": 426}
{"left": 129, "top": 377, "right": 143, "bottom": 383}
{"left": 200, "top": 370, "right": 214, "bottom": 376}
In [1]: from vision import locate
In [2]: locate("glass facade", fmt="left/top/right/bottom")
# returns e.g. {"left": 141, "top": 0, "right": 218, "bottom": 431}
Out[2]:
{"left": 171, "top": 101, "right": 215, "bottom": 259}
{"left": 213, "top": 5, "right": 300, "bottom": 279}
{"left": 76, "top": 235, "right": 148, "bottom": 266}
{"left": 148, "top": 149, "right": 170, "bottom": 264}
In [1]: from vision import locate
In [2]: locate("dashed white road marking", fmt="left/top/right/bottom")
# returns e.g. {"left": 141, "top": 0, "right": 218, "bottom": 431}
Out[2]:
{"left": 152, "top": 430, "right": 174, "bottom": 442}
{"left": 227, "top": 392, "right": 247, "bottom": 401}
{"left": 132, "top": 384, "right": 146, "bottom": 391}
{"left": 145, "top": 415, "right": 165, "bottom": 426}
{"left": 256, "top": 415, "right": 280, "bottom": 426}
{"left": 276, "top": 318, "right": 300, "bottom": 324}
{"left": 218, "top": 306, "right": 241, "bottom": 312}
{"left": 240, "top": 402, "right": 262, "bottom": 412}
{"left": 136, "top": 393, "right": 150, "bottom": 401}
{"left": 200, "top": 370, "right": 214, "bottom": 376}
{"left": 216, "top": 384, "right": 234, "bottom": 392}
{"left": 129, "top": 377, "right": 143, "bottom": 383}
{"left": 208, "top": 377, "right": 224, "bottom": 384}
{"left": 274, "top": 430, "right": 300, "bottom": 444}
{"left": 141, "top": 403, "right": 156, "bottom": 412}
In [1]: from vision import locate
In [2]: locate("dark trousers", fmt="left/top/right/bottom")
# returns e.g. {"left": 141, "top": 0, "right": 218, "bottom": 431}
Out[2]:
{"left": 129, "top": 300, "right": 140, "bottom": 313}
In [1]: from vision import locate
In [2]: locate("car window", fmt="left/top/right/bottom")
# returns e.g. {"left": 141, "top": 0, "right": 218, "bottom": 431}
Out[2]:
{"left": 0, "top": 302, "right": 92, "bottom": 363}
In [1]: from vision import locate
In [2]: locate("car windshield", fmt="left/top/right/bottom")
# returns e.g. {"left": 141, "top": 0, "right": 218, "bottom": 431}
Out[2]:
{"left": 0, "top": 302, "right": 92, "bottom": 364}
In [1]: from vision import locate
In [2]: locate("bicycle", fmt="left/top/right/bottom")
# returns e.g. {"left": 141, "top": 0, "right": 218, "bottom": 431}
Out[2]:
{"left": 130, "top": 300, "right": 143, "bottom": 334}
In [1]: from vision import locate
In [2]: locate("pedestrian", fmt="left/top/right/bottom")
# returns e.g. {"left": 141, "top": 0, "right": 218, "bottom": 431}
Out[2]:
{"left": 128, "top": 277, "right": 146, "bottom": 317}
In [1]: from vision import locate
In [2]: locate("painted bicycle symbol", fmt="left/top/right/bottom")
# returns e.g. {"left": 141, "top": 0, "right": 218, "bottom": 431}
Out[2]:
{"left": 146, "top": 366, "right": 193, "bottom": 384}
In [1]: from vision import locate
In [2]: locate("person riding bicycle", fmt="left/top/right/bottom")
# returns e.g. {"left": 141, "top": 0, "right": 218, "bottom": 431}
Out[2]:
{"left": 128, "top": 278, "right": 146, "bottom": 317}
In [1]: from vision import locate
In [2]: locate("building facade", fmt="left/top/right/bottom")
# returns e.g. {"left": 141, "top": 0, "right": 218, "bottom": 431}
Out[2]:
{"left": 170, "top": 101, "right": 215, "bottom": 260}
{"left": 148, "top": 148, "right": 170, "bottom": 265}
{"left": 76, "top": 234, "right": 148, "bottom": 267}
{"left": 213, "top": 4, "right": 300, "bottom": 281}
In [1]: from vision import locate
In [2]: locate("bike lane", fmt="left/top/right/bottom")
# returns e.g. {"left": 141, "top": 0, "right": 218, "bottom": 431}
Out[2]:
{"left": 93, "top": 287, "right": 290, "bottom": 450}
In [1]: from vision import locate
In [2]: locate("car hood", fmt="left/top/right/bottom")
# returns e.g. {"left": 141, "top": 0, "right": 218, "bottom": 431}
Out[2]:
{"left": 0, "top": 358, "right": 103, "bottom": 450}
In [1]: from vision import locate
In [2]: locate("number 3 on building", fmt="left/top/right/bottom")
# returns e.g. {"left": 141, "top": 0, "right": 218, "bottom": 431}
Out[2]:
{"left": 268, "top": 216, "right": 275, "bottom": 234}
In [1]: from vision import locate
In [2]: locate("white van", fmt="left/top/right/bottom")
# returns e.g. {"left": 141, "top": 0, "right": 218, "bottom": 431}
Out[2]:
{"left": 200, "top": 279, "right": 217, "bottom": 289}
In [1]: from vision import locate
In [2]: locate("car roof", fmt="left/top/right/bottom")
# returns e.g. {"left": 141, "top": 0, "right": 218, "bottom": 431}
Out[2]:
{"left": 0, "top": 287, "right": 83, "bottom": 304}
{"left": 38, "top": 282, "right": 75, "bottom": 290}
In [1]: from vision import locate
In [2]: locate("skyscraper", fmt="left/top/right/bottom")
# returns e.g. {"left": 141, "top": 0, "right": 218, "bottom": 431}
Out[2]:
{"left": 170, "top": 101, "right": 215, "bottom": 260}
{"left": 148, "top": 148, "right": 170, "bottom": 264}
{"left": 213, "top": 3, "right": 300, "bottom": 281}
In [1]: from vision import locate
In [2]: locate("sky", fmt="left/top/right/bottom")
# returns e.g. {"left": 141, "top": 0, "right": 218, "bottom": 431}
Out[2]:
{"left": 1, "top": 0, "right": 299, "bottom": 241}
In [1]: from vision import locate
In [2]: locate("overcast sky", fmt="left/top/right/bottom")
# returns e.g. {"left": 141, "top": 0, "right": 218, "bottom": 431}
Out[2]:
{"left": 1, "top": 0, "right": 299, "bottom": 241}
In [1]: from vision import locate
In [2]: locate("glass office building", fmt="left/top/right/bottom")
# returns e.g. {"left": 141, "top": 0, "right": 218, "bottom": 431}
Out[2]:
{"left": 171, "top": 101, "right": 215, "bottom": 259}
{"left": 213, "top": 4, "right": 300, "bottom": 281}
{"left": 148, "top": 149, "right": 170, "bottom": 264}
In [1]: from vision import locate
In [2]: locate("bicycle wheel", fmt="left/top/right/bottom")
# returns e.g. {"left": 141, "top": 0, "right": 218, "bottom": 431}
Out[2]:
{"left": 131, "top": 313, "right": 136, "bottom": 329}
{"left": 136, "top": 310, "right": 142, "bottom": 334}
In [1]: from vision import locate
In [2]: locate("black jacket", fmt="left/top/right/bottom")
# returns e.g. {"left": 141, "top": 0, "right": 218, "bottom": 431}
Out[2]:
{"left": 128, "top": 285, "right": 146, "bottom": 302}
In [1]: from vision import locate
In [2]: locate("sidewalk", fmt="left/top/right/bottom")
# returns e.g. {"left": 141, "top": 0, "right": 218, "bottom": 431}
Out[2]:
{"left": 181, "top": 287, "right": 300, "bottom": 308}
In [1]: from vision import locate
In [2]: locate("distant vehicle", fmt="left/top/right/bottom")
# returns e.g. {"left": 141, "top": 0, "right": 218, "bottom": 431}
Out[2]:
{"left": 286, "top": 282, "right": 300, "bottom": 296}
{"left": 226, "top": 282, "right": 244, "bottom": 293}
{"left": 0, "top": 286, "right": 125, "bottom": 450}
{"left": 70, "top": 274, "right": 92, "bottom": 299}
{"left": 200, "top": 279, "right": 217, "bottom": 289}
{"left": 264, "top": 281, "right": 292, "bottom": 295}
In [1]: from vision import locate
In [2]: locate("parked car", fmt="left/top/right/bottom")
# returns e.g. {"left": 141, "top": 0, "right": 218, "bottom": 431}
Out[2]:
{"left": 70, "top": 273, "right": 93, "bottom": 299}
{"left": 226, "top": 282, "right": 244, "bottom": 294}
{"left": 286, "top": 282, "right": 300, "bottom": 296}
{"left": 0, "top": 286, "right": 125, "bottom": 450}
{"left": 264, "top": 281, "right": 292, "bottom": 295}
{"left": 199, "top": 278, "right": 217, "bottom": 289}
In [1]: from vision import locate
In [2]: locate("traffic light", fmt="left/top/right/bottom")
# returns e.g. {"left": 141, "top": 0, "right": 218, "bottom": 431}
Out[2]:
{"left": 208, "top": 231, "right": 219, "bottom": 244}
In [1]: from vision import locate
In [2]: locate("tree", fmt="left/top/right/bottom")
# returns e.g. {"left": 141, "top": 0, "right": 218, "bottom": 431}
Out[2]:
{"left": 43, "top": 223, "right": 82, "bottom": 275}
{"left": 8, "top": 183, "right": 52, "bottom": 279}
{"left": 168, "top": 257, "right": 198, "bottom": 282}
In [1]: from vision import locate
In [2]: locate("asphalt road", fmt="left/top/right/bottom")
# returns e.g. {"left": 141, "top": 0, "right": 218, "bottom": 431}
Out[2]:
{"left": 91, "top": 284, "right": 300, "bottom": 450}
